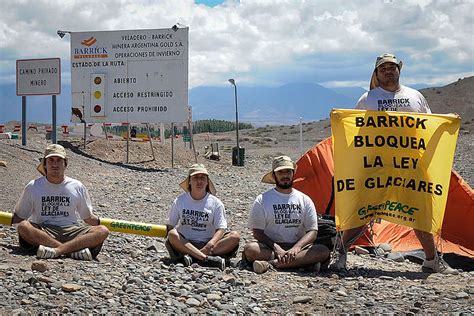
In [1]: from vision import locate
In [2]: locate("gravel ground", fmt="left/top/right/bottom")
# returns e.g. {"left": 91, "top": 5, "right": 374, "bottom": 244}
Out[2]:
{"left": 0, "top": 123, "right": 472, "bottom": 314}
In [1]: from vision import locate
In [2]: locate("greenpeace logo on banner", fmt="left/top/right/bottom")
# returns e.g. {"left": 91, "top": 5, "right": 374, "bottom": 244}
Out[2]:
{"left": 74, "top": 36, "right": 108, "bottom": 59}
{"left": 330, "top": 109, "right": 460, "bottom": 234}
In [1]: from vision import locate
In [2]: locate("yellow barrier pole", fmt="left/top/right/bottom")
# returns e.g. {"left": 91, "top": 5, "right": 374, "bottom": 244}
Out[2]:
{"left": 0, "top": 211, "right": 167, "bottom": 238}
{"left": 0, "top": 211, "right": 13, "bottom": 226}
{"left": 99, "top": 218, "right": 167, "bottom": 238}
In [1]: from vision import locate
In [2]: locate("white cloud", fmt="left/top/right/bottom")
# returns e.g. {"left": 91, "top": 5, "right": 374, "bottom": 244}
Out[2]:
{"left": 0, "top": 0, "right": 472, "bottom": 89}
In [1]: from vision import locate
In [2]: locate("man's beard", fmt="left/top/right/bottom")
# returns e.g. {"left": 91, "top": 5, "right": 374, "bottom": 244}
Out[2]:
{"left": 380, "top": 74, "right": 399, "bottom": 86}
{"left": 276, "top": 178, "right": 293, "bottom": 189}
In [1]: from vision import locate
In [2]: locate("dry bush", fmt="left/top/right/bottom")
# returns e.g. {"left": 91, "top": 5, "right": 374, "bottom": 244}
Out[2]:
{"left": 215, "top": 137, "right": 232, "bottom": 141}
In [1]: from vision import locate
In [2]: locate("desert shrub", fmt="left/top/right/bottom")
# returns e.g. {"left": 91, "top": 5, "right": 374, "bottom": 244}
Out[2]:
{"left": 215, "top": 137, "right": 232, "bottom": 141}
{"left": 193, "top": 119, "right": 253, "bottom": 134}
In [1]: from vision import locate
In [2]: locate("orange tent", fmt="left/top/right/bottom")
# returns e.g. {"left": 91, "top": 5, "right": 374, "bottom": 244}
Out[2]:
{"left": 293, "top": 137, "right": 474, "bottom": 258}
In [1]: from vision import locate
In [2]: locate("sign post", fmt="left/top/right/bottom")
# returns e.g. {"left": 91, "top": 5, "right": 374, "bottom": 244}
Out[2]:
{"left": 21, "top": 96, "right": 26, "bottom": 146}
{"left": 16, "top": 58, "right": 61, "bottom": 145}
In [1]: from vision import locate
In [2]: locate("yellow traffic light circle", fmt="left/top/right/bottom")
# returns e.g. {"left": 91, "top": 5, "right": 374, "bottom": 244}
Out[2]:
{"left": 94, "top": 91, "right": 102, "bottom": 99}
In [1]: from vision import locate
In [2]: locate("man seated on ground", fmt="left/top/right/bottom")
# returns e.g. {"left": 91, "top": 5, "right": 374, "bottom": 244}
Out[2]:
{"left": 166, "top": 164, "right": 240, "bottom": 271}
{"left": 243, "top": 156, "right": 330, "bottom": 274}
{"left": 12, "top": 144, "right": 109, "bottom": 261}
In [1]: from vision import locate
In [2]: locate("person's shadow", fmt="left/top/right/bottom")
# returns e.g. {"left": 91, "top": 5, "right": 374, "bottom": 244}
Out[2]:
{"left": 4, "top": 243, "right": 36, "bottom": 256}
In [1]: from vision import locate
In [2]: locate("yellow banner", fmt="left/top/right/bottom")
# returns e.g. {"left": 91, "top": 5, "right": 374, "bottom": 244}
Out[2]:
{"left": 330, "top": 109, "right": 460, "bottom": 234}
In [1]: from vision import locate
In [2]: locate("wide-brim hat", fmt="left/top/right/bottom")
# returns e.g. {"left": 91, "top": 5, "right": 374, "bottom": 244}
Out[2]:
{"left": 37, "top": 144, "right": 67, "bottom": 176}
{"left": 179, "top": 163, "right": 216, "bottom": 195}
{"left": 369, "top": 53, "right": 403, "bottom": 90}
{"left": 261, "top": 155, "right": 296, "bottom": 184}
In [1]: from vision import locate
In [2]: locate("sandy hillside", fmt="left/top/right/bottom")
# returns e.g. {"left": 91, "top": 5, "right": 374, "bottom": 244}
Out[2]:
{"left": 0, "top": 118, "right": 472, "bottom": 314}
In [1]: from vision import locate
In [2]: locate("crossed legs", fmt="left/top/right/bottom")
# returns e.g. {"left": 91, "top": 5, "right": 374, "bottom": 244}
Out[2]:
{"left": 243, "top": 241, "right": 330, "bottom": 269}
{"left": 167, "top": 228, "right": 240, "bottom": 261}
{"left": 17, "top": 221, "right": 109, "bottom": 257}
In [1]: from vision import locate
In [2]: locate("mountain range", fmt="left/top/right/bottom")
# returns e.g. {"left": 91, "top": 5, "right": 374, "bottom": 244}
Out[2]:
{"left": 0, "top": 82, "right": 365, "bottom": 125}
{"left": 2, "top": 78, "right": 471, "bottom": 126}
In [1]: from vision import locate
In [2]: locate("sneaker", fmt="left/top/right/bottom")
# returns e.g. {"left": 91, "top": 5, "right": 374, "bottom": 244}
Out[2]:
{"left": 69, "top": 248, "right": 93, "bottom": 261}
{"left": 36, "top": 245, "right": 58, "bottom": 259}
{"left": 313, "top": 262, "right": 321, "bottom": 273}
{"left": 328, "top": 250, "right": 347, "bottom": 271}
{"left": 422, "top": 256, "right": 458, "bottom": 275}
{"left": 305, "top": 262, "right": 321, "bottom": 273}
{"left": 253, "top": 260, "right": 271, "bottom": 274}
{"left": 206, "top": 255, "right": 225, "bottom": 271}
{"left": 183, "top": 254, "right": 193, "bottom": 267}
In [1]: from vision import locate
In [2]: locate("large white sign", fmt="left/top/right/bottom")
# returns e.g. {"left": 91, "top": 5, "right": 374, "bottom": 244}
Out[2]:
{"left": 70, "top": 27, "right": 188, "bottom": 123}
{"left": 16, "top": 58, "right": 61, "bottom": 96}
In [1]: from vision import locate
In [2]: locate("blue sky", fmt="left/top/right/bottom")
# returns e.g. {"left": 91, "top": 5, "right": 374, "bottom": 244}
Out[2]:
{"left": 0, "top": 0, "right": 473, "bottom": 91}
{"left": 195, "top": 0, "right": 225, "bottom": 7}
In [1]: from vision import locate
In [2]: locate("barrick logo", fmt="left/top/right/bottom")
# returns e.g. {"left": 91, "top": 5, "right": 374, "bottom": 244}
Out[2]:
{"left": 74, "top": 36, "right": 108, "bottom": 59}
{"left": 81, "top": 36, "right": 97, "bottom": 47}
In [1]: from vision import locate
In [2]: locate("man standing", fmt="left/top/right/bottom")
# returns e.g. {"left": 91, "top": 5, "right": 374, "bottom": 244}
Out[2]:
{"left": 243, "top": 156, "right": 330, "bottom": 274}
{"left": 329, "top": 53, "right": 457, "bottom": 274}
{"left": 13, "top": 144, "right": 109, "bottom": 260}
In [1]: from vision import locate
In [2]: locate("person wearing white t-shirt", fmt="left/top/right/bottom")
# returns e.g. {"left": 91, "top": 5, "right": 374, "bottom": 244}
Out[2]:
{"left": 329, "top": 53, "right": 457, "bottom": 275}
{"left": 243, "top": 156, "right": 330, "bottom": 274}
{"left": 12, "top": 144, "right": 109, "bottom": 261}
{"left": 166, "top": 164, "right": 240, "bottom": 271}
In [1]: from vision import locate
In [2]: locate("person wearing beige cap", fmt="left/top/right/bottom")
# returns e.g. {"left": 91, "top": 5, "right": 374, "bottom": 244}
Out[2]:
{"left": 12, "top": 144, "right": 109, "bottom": 261}
{"left": 166, "top": 164, "right": 240, "bottom": 270}
{"left": 329, "top": 53, "right": 457, "bottom": 274}
{"left": 356, "top": 53, "right": 431, "bottom": 113}
{"left": 243, "top": 156, "right": 330, "bottom": 274}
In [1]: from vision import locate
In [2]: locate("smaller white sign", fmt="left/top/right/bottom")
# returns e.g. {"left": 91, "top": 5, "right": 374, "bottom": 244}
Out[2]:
{"left": 16, "top": 58, "right": 61, "bottom": 96}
